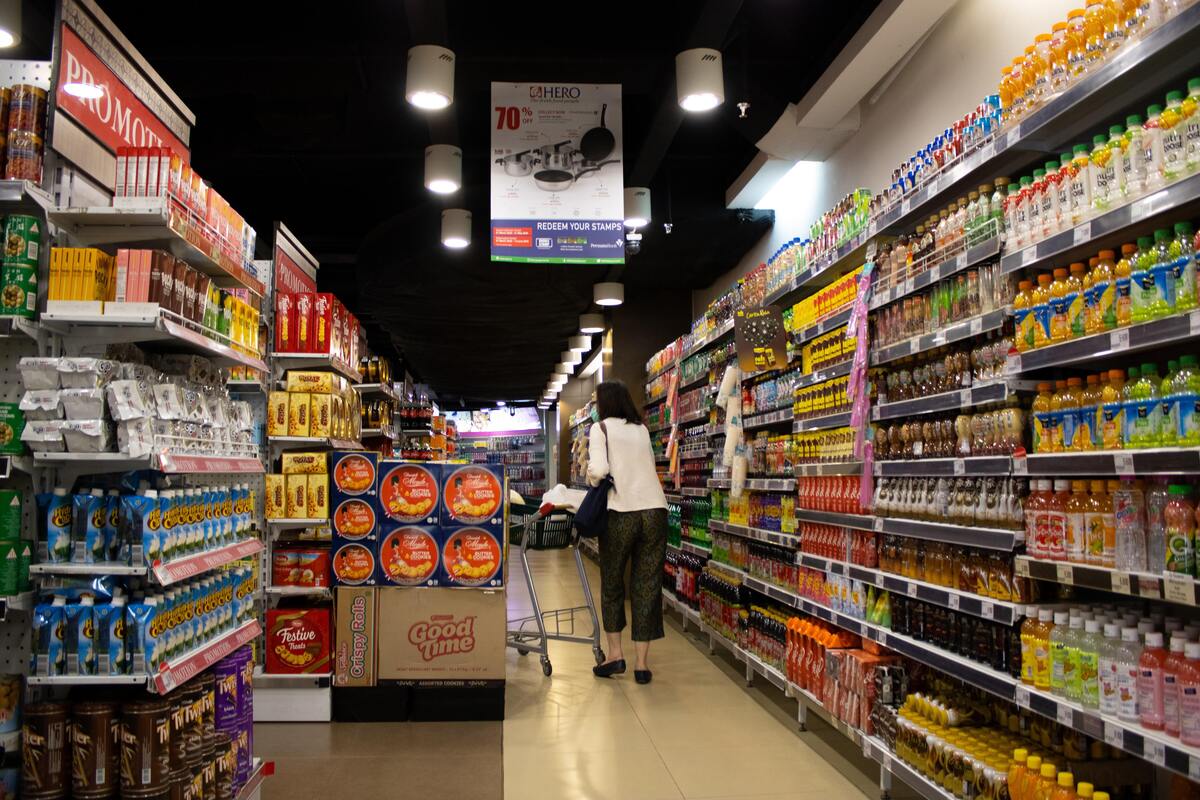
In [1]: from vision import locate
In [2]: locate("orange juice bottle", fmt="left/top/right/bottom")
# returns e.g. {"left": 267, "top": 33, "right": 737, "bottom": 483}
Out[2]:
{"left": 1114, "top": 243, "right": 1136, "bottom": 327}
{"left": 1091, "top": 249, "right": 1117, "bottom": 332}
{"left": 999, "top": 66, "right": 1016, "bottom": 123}
{"left": 1031, "top": 33, "right": 1053, "bottom": 103}
{"left": 1062, "top": 377, "right": 1085, "bottom": 451}
{"left": 1052, "top": 772, "right": 1077, "bottom": 800}
{"left": 1081, "top": 373, "right": 1103, "bottom": 449}
{"left": 1066, "top": 9, "right": 1088, "bottom": 77}
{"left": 1021, "top": 755, "right": 1044, "bottom": 800}
{"left": 1084, "top": 479, "right": 1111, "bottom": 566}
{"left": 1066, "top": 480, "right": 1090, "bottom": 563}
{"left": 1033, "top": 382, "right": 1054, "bottom": 453}
{"left": 1048, "top": 380, "right": 1069, "bottom": 452}
{"left": 1084, "top": 0, "right": 1113, "bottom": 68}
{"left": 1009, "top": 748, "right": 1030, "bottom": 798}
{"left": 1014, "top": 279, "right": 1035, "bottom": 352}
{"left": 1101, "top": 369, "right": 1126, "bottom": 450}
{"left": 1067, "top": 262, "right": 1087, "bottom": 339}
{"left": 1033, "top": 273, "right": 1054, "bottom": 348}
{"left": 1049, "top": 22, "right": 1072, "bottom": 91}
{"left": 1035, "top": 762, "right": 1058, "bottom": 800}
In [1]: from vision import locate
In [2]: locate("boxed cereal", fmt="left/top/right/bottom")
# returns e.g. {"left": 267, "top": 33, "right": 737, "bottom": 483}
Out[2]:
{"left": 441, "top": 464, "right": 505, "bottom": 528}
{"left": 307, "top": 475, "right": 329, "bottom": 520}
{"left": 332, "top": 540, "right": 376, "bottom": 586}
{"left": 266, "top": 392, "right": 288, "bottom": 437}
{"left": 375, "top": 524, "right": 440, "bottom": 587}
{"left": 284, "top": 474, "right": 308, "bottom": 519}
{"left": 309, "top": 393, "right": 331, "bottom": 438}
{"left": 281, "top": 451, "right": 326, "bottom": 474}
{"left": 334, "top": 586, "right": 376, "bottom": 687}
{"left": 377, "top": 461, "right": 439, "bottom": 526}
{"left": 265, "top": 608, "right": 331, "bottom": 675}
{"left": 439, "top": 526, "right": 503, "bottom": 588}
{"left": 332, "top": 495, "right": 376, "bottom": 541}
{"left": 376, "top": 587, "right": 505, "bottom": 681}
{"left": 264, "top": 474, "right": 286, "bottom": 520}
{"left": 286, "top": 393, "right": 310, "bottom": 436}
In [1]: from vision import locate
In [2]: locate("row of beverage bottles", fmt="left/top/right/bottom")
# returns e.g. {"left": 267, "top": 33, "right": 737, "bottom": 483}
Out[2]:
{"left": 1019, "top": 602, "right": 1200, "bottom": 745}
{"left": 1025, "top": 478, "right": 1200, "bottom": 577}
{"left": 1029, "top": 359, "right": 1200, "bottom": 453}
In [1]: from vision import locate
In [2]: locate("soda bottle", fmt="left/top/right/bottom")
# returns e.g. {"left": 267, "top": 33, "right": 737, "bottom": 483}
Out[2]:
{"left": 1138, "top": 630, "right": 1167, "bottom": 730}
{"left": 1165, "top": 484, "right": 1195, "bottom": 575}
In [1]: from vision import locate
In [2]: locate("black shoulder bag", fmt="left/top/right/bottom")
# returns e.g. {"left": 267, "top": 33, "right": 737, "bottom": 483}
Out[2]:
{"left": 574, "top": 421, "right": 613, "bottom": 539}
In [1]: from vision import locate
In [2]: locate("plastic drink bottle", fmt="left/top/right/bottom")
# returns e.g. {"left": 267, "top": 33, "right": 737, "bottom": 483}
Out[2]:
{"left": 1032, "top": 384, "right": 1054, "bottom": 454}
{"left": 1014, "top": 280, "right": 1035, "bottom": 352}
{"left": 1090, "top": 133, "right": 1116, "bottom": 211}
{"left": 1029, "top": 170, "right": 1046, "bottom": 241}
{"left": 1049, "top": 268, "right": 1071, "bottom": 343}
{"left": 1100, "top": 370, "right": 1125, "bottom": 450}
{"left": 1021, "top": 607, "right": 1040, "bottom": 685}
{"left": 1084, "top": 481, "right": 1111, "bottom": 566}
{"left": 1161, "top": 359, "right": 1180, "bottom": 448}
{"left": 1035, "top": 608, "right": 1055, "bottom": 691}
{"left": 1014, "top": 176, "right": 1032, "bottom": 247}
{"left": 1093, "top": 793, "right": 1109, "bottom": 800}
{"left": 1140, "top": 631, "right": 1168, "bottom": 730}
{"left": 1091, "top": 250, "right": 1117, "bottom": 333}
{"left": 1113, "top": 478, "right": 1147, "bottom": 572}
{"left": 1165, "top": 484, "right": 1195, "bottom": 575}
{"left": 1145, "top": 104, "right": 1165, "bottom": 191}
{"left": 1161, "top": 90, "right": 1187, "bottom": 181}
{"left": 1173, "top": 221, "right": 1196, "bottom": 311}
{"left": 1050, "top": 611, "right": 1072, "bottom": 696}
{"left": 1063, "top": 614, "right": 1086, "bottom": 701}
{"left": 1104, "top": 481, "right": 1120, "bottom": 566}
{"left": 1163, "top": 634, "right": 1188, "bottom": 737}
{"left": 1185, "top": 78, "right": 1200, "bottom": 173}
{"left": 1022, "top": 755, "right": 1043, "bottom": 800}
{"left": 1061, "top": 378, "right": 1084, "bottom": 451}
{"left": 1081, "top": 374, "right": 1103, "bottom": 449}
{"left": 1009, "top": 748, "right": 1029, "bottom": 800}
{"left": 1070, "top": 144, "right": 1093, "bottom": 225}
{"left": 1034, "top": 762, "right": 1058, "bottom": 800}
{"left": 1067, "top": 263, "right": 1087, "bottom": 339}
{"left": 1114, "top": 243, "right": 1135, "bottom": 327}
{"left": 1130, "top": 237, "right": 1154, "bottom": 324}
{"left": 1033, "top": 273, "right": 1054, "bottom": 349}
{"left": 1178, "top": 641, "right": 1200, "bottom": 746}
{"left": 1052, "top": 772, "right": 1076, "bottom": 800}
{"left": 1099, "top": 622, "right": 1123, "bottom": 715}
{"left": 1116, "top": 626, "right": 1143, "bottom": 722}
{"left": 1078, "top": 618, "right": 1103, "bottom": 708}
{"left": 1047, "top": 480, "right": 1070, "bottom": 560}
{"left": 1108, "top": 125, "right": 1128, "bottom": 198}
{"left": 1175, "top": 355, "right": 1200, "bottom": 446}
{"left": 1127, "top": 364, "right": 1161, "bottom": 448}
{"left": 1066, "top": 481, "right": 1090, "bottom": 564}
{"left": 1147, "top": 478, "right": 1170, "bottom": 570}
{"left": 1049, "top": 381, "right": 1069, "bottom": 453}
{"left": 1149, "top": 228, "right": 1175, "bottom": 319}
{"left": 1025, "top": 480, "right": 1049, "bottom": 557}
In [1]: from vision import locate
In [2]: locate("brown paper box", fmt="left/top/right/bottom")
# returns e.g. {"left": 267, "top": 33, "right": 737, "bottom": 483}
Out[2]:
{"left": 376, "top": 587, "right": 506, "bottom": 681}
{"left": 334, "top": 586, "right": 377, "bottom": 687}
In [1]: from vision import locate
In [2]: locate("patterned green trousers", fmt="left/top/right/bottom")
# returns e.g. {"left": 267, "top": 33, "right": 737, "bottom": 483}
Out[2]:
{"left": 598, "top": 508, "right": 668, "bottom": 641}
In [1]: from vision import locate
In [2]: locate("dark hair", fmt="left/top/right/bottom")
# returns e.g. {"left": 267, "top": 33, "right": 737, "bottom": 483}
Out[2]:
{"left": 595, "top": 380, "right": 643, "bottom": 425}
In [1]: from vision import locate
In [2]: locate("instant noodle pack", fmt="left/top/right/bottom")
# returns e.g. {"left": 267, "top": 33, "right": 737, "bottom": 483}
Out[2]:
{"left": 328, "top": 451, "right": 506, "bottom": 589}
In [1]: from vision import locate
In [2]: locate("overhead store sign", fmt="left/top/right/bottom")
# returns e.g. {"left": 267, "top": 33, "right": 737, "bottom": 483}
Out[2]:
{"left": 490, "top": 82, "right": 625, "bottom": 264}
{"left": 735, "top": 306, "right": 788, "bottom": 374}
{"left": 272, "top": 221, "right": 318, "bottom": 295}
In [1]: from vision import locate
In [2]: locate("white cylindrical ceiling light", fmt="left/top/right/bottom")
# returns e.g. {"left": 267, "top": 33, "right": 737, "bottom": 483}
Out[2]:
{"left": 553, "top": 363, "right": 571, "bottom": 376}
{"left": 441, "top": 209, "right": 471, "bottom": 249}
{"left": 406, "top": 45, "right": 455, "bottom": 110}
{"left": 579, "top": 313, "right": 605, "bottom": 334}
{"left": 624, "top": 187, "right": 651, "bottom": 228}
{"left": 425, "top": 145, "right": 462, "bottom": 194}
{"left": 594, "top": 282, "right": 624, "bottom": 307}
{"left": 550, "top": 373, "right": 568, "bottom": 386}
{"left": 561, "top": 350, "right": 581, "bottom": 366}
{"left": 569, "top": 335, "right": 591, "bottom": 352}
{"left": 543, "top": 391, "right": 557, "bottom": 400}
{"left": 0, "top": 0, "right": 20, "bottom": 48}
{"left": 676, "top": 48, "right": 724, "bottom": 112}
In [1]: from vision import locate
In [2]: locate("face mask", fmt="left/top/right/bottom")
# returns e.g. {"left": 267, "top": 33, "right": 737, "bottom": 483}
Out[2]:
{"left": 590, "top": 408, "right": 600, "bottom": 423}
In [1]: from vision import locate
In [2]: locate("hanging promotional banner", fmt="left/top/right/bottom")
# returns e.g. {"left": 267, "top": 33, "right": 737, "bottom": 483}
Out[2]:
{"left": 735, "top": 306, "right": 788, "bottom": 374}
{"left": 490, "top": 82, "right": 625, "bottom": 264}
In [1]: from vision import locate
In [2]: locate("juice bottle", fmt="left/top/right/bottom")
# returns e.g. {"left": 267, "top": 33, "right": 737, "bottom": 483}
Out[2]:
{"left": 1086, "top": 0, "right": 1117, "bottom": 63}
{"left": 1090, "top": 250, "right": 1117, "bottom": 332}
{"left": 1048, "top": 380, "right": 1069, "bottom": 453}
{"left": 1147, "top": 477, "right": 1170, "bottom": 572}
{"left": 1041, "top": 162, "right": 1061, "bottom": 237}
{"left": 1081, "top": 374, "right": 1103, "bottom": 450}
{"left": 1165, "top": 484, "right": 1195, "bottom": 575}
{"left": 1009, "top": 748, "right": 1030, "bottom": 800}
{"left": 1079, "top": 618, "right": 1103, "bottom": 708}
{"left": 1123, "top": 114, "right": 1147, "bottom": 195}
{"left": 1099, "top": 623, "right": 1123, "bottom": 715}
{"left": 1034, "top": 608, "right": 1055, "bottom": 690}
{"left": 1026, "top": 479, "right": 1049, "bottom": 556}
{"left": 1014, "top": 279, "right": 1035, "bottom": 352}
{"left": 1082, "top": 258, "right": 1097, "bottom": 333}
{"left": 1114, "top": 242, "right": 1135, "bottom": 327}
{"left": 1034, "top": 762, "right": 1058, "bottom": 800}
{"left": 1161, "top": 90, "right": 1187, "bottom": 181}
{"left": 1089, "top": 134, "right": 1116, "bottom": 211}
{"left": 1014, "top": 176, "right": 1032, "bottom": 248}
{"left": 990, "top": 179, "right": 1008, "bottom": 241}
{"left": 1175, "top": 354, "right": 1200, "bottom": 446}
{"left": 1178, "top": 641, "right": 1200, "bottom": 746}
{"left": 1172, "top": 221, "right": 1196, "bottom": 311}
{"left": 1069, "top": 144, "right": 1093, "bottom": 225}
{"left": 1048, "top": 479, "right": 1071, "bottom": 559}
{"left": 1100, "top": 369, "right": 1126, "bottom": 450}
{"left": 1138, "top": 631, "right": 1167, "bottom": 730}
{"left": 1116, "top": 626, "right": 1143, "bottom": 722}
{"left": 1067, "top": 7, "right": 1089, "bottom": 76}
{"left": 1056, "top": 155, "right": 1074, "bottom": 228}
{"left": 1052, "top": 772, "right": 1076, "bottom": 800}
{"left": 1021, "top": 611, "right": 1040, "bottom": 684}
{"left": 1149, "top": 228, "right": 1176, "bottom": 319}
{"left": 1004, "top": 182, "right": 1022, "bottom": 244}
{"left": 1066, "top": 480, "right": 1090, "bottom": 563}
{"left": 1186, "top": 78, "right": 1200, "bottom": 173}
{"left": 999, "top": 66, "right": 1016, "bottom": 124}
{"left": 1029, "top": 170, "right": 1046, "bottom": 240}
{"left": 1063, "top": 613, "right": 1085, "bottom": 700}
{"left": 1145, "top": 104, "right": 1165, "bottom": 191}
{"left": 1050, "top": 610, "right": 1072, "bottom": 695}
{"left": 1061, "top": 377, "right": 1085, "bottom": 451}
{"left": 1049, "top": 268, "right": 1071, "bottom": 343}
{"left": 1162, "top": 634, "right": 1187, "bottom": 737}
{"left": 1113, "top": 477, "right": 1147, "bottom": 572}
{"left": 1161, "top": 359, "right": 1180, "bottom": 448}
{"left": 1103, "top": 480, "right": 1120, "bottom": 567}
{"left": 1048, "top": 22, "right": 1071, "bottom": 91}
{"left": 1107, "top": 125, "right": 1127, "bottom": 199}
{"left": 1131, "top": 236, "right": 1155, "bottom": 323}
{"left": 1067, "top": 262, "right": 1087, "bottom": 339}
{"left": 1021, "top": 755, "right": 1044, "bottom": 800}
{"left": 1128, "top": 363, "right": 1162, "bottom": 448}
{"left": 1084, "top": 479, "right": 1110, "bottom": 566}
{"left": 1033, "top": 273, "right": 1054, "bottom": 348}
{"left": 1032, "top": 382, "right": 1054, "bottom": 453}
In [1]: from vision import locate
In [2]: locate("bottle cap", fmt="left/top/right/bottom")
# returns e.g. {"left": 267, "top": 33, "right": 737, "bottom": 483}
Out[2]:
{"left": 1103, "top": 623, "right": 1119, "bottom": 638}
{"left": 1167, "top": 90, "right": 1183, "bottom": 103}
{"left": 1034, "top": 169, "right": 1046, "bottom": 179}
{"left": 1182, "top": 355, "right": 1198, "bottom": 367}
{"left": 1020, "top": 176, "right": 1032, "bottom": 186}
{"left": 1078, "top": 782, "right": 1093, "bottom": 798}
{"left": 1039, "top": 608, "right": 1054, "bottom": 622}
{"left": 1067, "top": 376, "right": 1082, "bottom": 387}
{"left": 1060, "top": 152, "right": 1073, "bottom": 165}
{"left": 1019, "top": 280, "right": 1033, "bottom": 290}
{"left": 1045, "top": 161, "right": 1059, "bottom": 172}
{"left": 1186, "top": 642, "right": 1200, "bottom": 659}
{"left": 1058, "top": 773, "right": 1074, "bottom": 788}
{"left": 1094, "top": 793, "right": 1109, "bottom": 800}
{"left": 1126, "top": 114, "right": 1142, "bottom": 127}
{"left": 1170, "top": 635, "right": 1186, "bottom": 652}
{"left": 1085, "top": 619, "right": 1099, "bottom": 633}
{"left": 1040, "top": 763, "right": 1057, "bottom": 779}
{"left": 1169, "top": 484, "right": 1190, "bottom": 496}
{"left": 1093, "top": 134, "right": 1107, "bottom": 146}
{"left": 1189, "top": 78, "right": 1200, "bottom": 91}
{"left": 1155, "top": 228, "right": 1171, "bottom": 243}
{"left": 1108, "top": 369, "right": 1124, "bottom": 381}
{"left": 1098, "top": 249, "right": 1115, "bottom": 259}
{"left": 1109, "top": 125, "right": 1124, "bottom": 137}
{"left": 1070, "top": 615, "right": 1083, "bottom": 629}
{"left": 1121, "top": 627, "right": 1139, "bottom": 642}
{"left": 1148, "top": 104, "right": 1163, "bottom": 116}
{"left": 1054, "top": 611, "right": 1069, "bottom": 625}
{"left": 1027, "top": 755, "right": 1042, "bottom": 770}
{"left": 1013, "top": 748, "right": 1028, "bottom": 762}
{"left": 1145, "top": 632, "right": 1164, "bottom": 647}
{"left": 1121, "top": 243, "right": 1137, "bottom": 256}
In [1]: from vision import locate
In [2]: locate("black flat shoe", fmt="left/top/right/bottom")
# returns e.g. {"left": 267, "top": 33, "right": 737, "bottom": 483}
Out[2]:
{"left": 635, "top": 670, "right": 653, "bottom": 684}
{"left": 593, "top": 659, "right": 626, "bottom": 678}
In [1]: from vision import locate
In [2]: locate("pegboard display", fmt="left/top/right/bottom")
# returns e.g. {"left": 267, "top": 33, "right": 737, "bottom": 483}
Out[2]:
{"left": 0, "top": 59, "right": 52, "bottom": 89}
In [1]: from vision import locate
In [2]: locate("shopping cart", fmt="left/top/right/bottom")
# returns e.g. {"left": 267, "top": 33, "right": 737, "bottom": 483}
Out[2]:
{"left": 506, "top": 502, "right": 604, "bottom": 676}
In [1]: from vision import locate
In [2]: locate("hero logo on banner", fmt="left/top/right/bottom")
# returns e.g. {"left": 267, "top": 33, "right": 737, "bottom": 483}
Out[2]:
{"left": 55, "top": 25, "right": 189, "bottom": 158}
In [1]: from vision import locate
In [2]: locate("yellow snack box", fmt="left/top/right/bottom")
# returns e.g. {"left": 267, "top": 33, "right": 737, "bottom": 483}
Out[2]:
{"left": 287, "top": 393, "right": 311, "bottom": 437}
{"left": 309, "top": 393, "right": 332, "bottom": 439}
{"left": 307, "top": 474, "right": 329, "bottom": 520}
{"left": 285, "top": 371, "right": 334, "bottom": 394}
{"left": 285, "top": 474, "right": 308, "bottom": 519}
{"left": 281, "top": 452, "right": 327, "bottom": 475}
{"left": 264, "top": 474, "right": 286, "bottom": 520}
{"left": 267, "top": 392, "right": 289, "bottom": 437}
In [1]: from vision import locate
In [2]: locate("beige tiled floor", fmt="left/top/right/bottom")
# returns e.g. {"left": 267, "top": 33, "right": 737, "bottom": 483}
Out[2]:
{"left": 257, "top": 547, "right": 897, "bottom": 800}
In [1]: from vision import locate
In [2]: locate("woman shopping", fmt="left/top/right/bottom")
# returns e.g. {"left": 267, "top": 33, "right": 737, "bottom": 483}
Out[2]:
{"left": 586, "top": 380, "right": 668, "bottom": 684}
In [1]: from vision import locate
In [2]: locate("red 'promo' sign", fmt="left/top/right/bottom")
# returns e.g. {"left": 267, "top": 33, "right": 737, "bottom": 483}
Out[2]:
{"left": 55, "top": 24, "right": 189, "bottom": 158}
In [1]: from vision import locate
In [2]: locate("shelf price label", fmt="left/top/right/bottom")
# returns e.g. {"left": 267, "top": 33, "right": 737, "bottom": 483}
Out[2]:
{"left": 1144, "top": 740, "right": 1166, "bottom": 766}
{"left": 1073, "top": 222, "right": 1092, "bottom": 245}
{"left": 1113, "top": 453, "right": 1135, "bottom": 474}
{"left": 1104, "top": 723, "right": 1124, "bottom": 748}
{"left": 1015, "top": 686, "right": 1031, "bottom": 708}
{"left": 981, "top": 602, "right": 995, "bottom": 620}
{"left": 901, "top": 198, "right": 911, "bottom": 215}
{"left": 981, "top": 142, "right": 996, "bottom": 161}
{"left": 1015, "top": 558, "right": 1030, "bottom": 578}
{"left": 1006, "top": 126, "right": 1022, "bottom": 148}
{"left": 1138, "top": 575, "right": 1163, "bottom": 600}
{"left": 1190, "top": 756, "right": 1200, "bottom": 783}
{"left": 1056, "top": 563, "right": 1075, "bottom": 584}
{"left": 953, "top": 458, "right": 966, "bottom": 476}
{"left": 1110, "top": 328, "right": 1130, "bottom": 351}
{"left": 1190, "top": 310, "right": 1200, "bottom": 336}
{"left": 1110, "top": 571, "right": 1132, "bottom": 595}
{"left": 907, "top": 583, "right": 919, "bottom": 598}
{"left": 947, "top": 593, "right": 960, "bottom": 611}
{"left": 955, "top": 253, "right": 968, "bottom": 271}
{"left": 1163, "top": 572, "right": 1196, "bottom": 605}
{"left": 874, "top": 517, "right": 884, "bottom": 532}
{"left": 1022, "top": 246, "right": 1038, "bottom": 266}
{"left": 970, "top": 317, "right": 984, "bottom": 336}
{"left": 1057, "top": 704, "right": 1074, "bottom": 726}
{"left": 1012, "top": 454, "right": 1028, "bottom": 475}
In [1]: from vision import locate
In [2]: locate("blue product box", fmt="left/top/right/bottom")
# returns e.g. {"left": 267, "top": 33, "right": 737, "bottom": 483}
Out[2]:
{"left": 377, "top": 460, "right": 441, "bottom": 526}
{"left": 439, "top": 525, "right": 504, "bottom": 588}
{"left": 375, "top": 523, "right": 441, "bottom": 587}
{"left": 440, "top": 464, "right": 505, "bottom": 529}
{"left": 332, "top": 535, "right": 377, "bottom": 586}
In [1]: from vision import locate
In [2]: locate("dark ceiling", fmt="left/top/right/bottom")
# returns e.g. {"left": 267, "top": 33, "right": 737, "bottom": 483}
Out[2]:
{"left": 90, "top": 0, "right": 879, "bottom": 404}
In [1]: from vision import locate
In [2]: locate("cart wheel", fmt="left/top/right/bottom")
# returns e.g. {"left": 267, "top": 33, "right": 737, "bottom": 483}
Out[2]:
{"left": 517, "top": 648, "right": 529, "bottom": 656}
{"left": 541, "top": 657, "right": 553, "bottom": 676}
{"left": 593, "top": 647, "right": 605, "bottom": 665}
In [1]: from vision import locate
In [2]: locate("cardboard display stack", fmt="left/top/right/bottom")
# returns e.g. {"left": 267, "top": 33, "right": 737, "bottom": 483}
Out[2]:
{"left": 327, "top": 451, "right": 508, "bottom": 720}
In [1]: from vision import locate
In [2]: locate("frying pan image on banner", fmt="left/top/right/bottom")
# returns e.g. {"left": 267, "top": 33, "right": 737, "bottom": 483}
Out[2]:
{"left": 579, "top": 104, "right": 616, "bottom": 162}
{"left": 533, "top": 160, "right": 619, "bottom": 192}
{"left": 495, "top": 139, "right": 572, "bottom": 177}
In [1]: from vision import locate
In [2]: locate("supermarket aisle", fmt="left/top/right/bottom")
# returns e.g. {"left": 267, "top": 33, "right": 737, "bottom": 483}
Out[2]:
{"left": 503, "top": 546, "right": 884, "bottom": 800}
